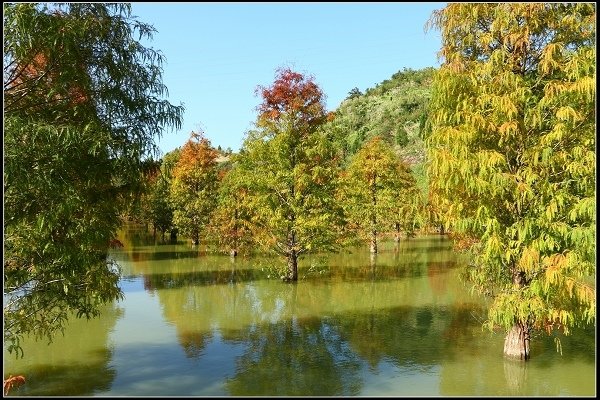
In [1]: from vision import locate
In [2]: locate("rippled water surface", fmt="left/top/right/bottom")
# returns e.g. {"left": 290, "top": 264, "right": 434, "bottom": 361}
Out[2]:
{"left": 4, "top": 228, "right": 596, "bottom": 396}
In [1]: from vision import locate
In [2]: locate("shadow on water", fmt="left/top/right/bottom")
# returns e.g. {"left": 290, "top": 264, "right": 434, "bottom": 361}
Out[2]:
{"left": 138, "top": 258, "right": 460, "bottom": 290}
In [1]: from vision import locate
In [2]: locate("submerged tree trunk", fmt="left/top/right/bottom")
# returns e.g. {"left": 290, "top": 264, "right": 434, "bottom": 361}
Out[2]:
{"left": 504, "top": 322, "right": 531, "bottom": 360}
{"left": 504, "top": 268, "right": 530, "bottom": 360}
{"left": 230, "top": 209, "right": 239, "bottom": 257}
{"left": 287, "top": 250, "right": 298, "bottom": 281}
{"left": 370, "top": 185, "right": 378, "bottom": 254}
{"left": 394, "top": 222, "right": 401, "bottom": 243}
{"left": 370, "top": 230, "right": 378, "bottom": 254}
{"left": 285, "top": 228, "right": 298, "bottom": 281}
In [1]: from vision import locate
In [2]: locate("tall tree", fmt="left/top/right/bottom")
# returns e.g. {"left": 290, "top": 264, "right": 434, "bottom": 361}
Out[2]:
{"left": 3, "top": 3, "right": 183, "bottom": 357}
{"left": 148, "top": 149, "right": 180, "bottom": 241}
{"left": 344, "top": 136, "right": 416, "bottom": 253}
{"left": 239, "top": 68, "right": 344, "bottom": 281}
{"left": 426, "top": 3, "right": 595, "bottom": 359}
{"left": 170, "top": 131, "right": 219, "bottom": 245}
{"left": 207, "top": 162, "right": 254, "bottom": 256}
{"left": 392, "top": 171, "right": 422, "bottom": 241}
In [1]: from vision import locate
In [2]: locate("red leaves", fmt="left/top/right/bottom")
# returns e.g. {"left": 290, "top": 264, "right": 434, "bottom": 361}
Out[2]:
{"left": 3, "top": 375, "right": 26, "bottom": 395}
{"left": 255, "top": 67, "right": 326, "bottom": 125}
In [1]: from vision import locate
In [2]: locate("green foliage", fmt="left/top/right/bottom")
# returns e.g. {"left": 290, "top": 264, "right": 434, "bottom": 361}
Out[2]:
{"left": 323, "top": 67, "right": 435, "bottom": 161}
{"left": 207, "top": 161, "right": 255, "bottom": 255}
{"left": 343, "top": 137, "right": 419, "bottom": 251}
{"left": 3, "top": 3, "right": 183, "bottom": 357}
{"left": 426, "top": 3, "right": 595, "bottom": 349}
{"left": 150, "top": 149, "right": 181, "bottom": 239}
{"left": 170, "top": 132, "right": 219, "bottom": 245}
{"left": 322, "top": 67, "right": 432, "bottom": 228}
{"left": 238, "top": 126, "right": 345, "bottom": 267}
{"left": 238, "top": 68, "right": 346, "bottom": 280}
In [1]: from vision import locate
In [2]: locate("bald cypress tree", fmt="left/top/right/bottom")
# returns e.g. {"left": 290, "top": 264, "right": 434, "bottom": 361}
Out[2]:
{"left": 426, "top": 3, "right": 595, "bottom": 360}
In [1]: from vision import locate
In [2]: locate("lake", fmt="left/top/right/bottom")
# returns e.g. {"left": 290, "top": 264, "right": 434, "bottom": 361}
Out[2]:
{"left": 3, "top": 226, "right": 596, "bottom": 396}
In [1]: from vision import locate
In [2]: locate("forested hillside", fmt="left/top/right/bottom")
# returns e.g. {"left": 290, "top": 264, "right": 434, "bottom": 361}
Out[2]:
{"left": 323, "top": 67, "right": 435, "bottom": 196}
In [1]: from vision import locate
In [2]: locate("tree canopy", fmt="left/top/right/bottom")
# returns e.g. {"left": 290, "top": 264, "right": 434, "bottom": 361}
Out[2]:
{"left": 237, "top": 68, "right": 345, "bottom": 281}
{"left": 170, "top": 131, "right": 219, "bottom": 245}
{"left": 343, "top": 136, "right": 418, "bottom": 253}
{"left": 426, "top": 3, "right": 596, "bottom": 359}
{"left": 3, "top": 3, "right": 183, "bottom": 357}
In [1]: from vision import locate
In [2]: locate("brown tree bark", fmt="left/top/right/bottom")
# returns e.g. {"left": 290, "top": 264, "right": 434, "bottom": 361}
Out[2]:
{"left": 286, "top": 229, "right": 298, "bottom": 281}
{"left": 504, "top": 322, "right": 530, "bottom": 360}
{"left": 504, "top": 269, "right": 531, "bottom": 360}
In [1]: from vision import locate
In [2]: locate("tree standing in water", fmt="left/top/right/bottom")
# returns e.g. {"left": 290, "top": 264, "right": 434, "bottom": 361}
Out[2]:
{"left": 238, "top": 68, "right": 344, "bottom": 281}
{"left": 426, "top": 3, "right": 595, "bottom": 359}
{"left": 344, "top": 136, "right": 417, "bottom": 253}
{"left": 170, "top": 131, "right": 219, "bottom": 246}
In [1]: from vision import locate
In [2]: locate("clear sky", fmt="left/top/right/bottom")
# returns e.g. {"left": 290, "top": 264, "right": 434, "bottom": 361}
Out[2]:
{"left": 130, "top": 2, "right": 446, "bottom": 156}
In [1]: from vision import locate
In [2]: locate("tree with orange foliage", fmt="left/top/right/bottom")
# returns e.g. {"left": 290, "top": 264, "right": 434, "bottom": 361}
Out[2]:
{"left": 170, "top": 131, "right": 219, "bottom": 246}
{"left": 237, "top": 68, "right": 345, "bottom": 281}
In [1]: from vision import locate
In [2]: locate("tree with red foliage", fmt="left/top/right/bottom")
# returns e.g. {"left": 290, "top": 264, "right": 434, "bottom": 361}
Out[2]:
{"left": 238, "top": 68, "right": 345, "bottom": 281}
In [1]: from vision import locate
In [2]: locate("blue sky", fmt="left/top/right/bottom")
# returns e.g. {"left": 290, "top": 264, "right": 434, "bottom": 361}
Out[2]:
{"left": 130, "top": 2, "right": 446, "bottom": 156}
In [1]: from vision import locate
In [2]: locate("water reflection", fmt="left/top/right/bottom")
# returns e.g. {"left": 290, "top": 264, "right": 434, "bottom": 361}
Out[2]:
{"left": 437, "top": 323, "right": 596, "bottom": 396}
{"left": 3, "top": 304, "right": 123, "bottom": 396}
{"left": 5, "top": 231, "right": 595, "bottom": 396}
{"left": 224, "top": 316, "right": 363, "bottom": 396}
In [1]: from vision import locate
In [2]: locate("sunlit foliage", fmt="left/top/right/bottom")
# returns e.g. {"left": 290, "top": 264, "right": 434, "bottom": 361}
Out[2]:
{"left": 3, "top": 3, "right": 183, "bottom": 357}
{"left": 237, "top": 68, "right": 345, "bottom": 281}
{"left": 426, "top": 3, "right": 595, "bottom": 359}
{"left": 170, "top": 131, "right": 219, "bottom": 245}
{"left": 343, "top": 137, "right": 419, "bottom": 253}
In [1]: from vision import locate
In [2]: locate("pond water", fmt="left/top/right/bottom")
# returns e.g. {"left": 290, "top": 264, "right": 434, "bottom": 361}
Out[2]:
{"left": 3, "top": 227, "right": 596, "bottom": 396}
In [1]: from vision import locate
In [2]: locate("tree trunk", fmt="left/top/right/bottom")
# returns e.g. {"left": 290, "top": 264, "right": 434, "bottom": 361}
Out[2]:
{"left": 439, "top": 223, "right": 445, "bottom": 235}
{"left": 504, "top": 268, "right": 530, "bottom": 360}
{"left": 192, "top": 230, "right": 199, "bottom": 246}
{"left": 370, "top": 182, "right": 378, "bottom": 254}
{"left": 370, "top": 230, "right": 378, "bottom": 254}
{"left": 284, "top": 227, "right": 298, "bottom": 281}
{"left": 287, "top": 250, "right": 298, "bottom": 281}
{"left": 504, "top": 322, "right": 530, "bottom": 360}
{"left": 394, "top": 222, "right": 401, "bottom": 243}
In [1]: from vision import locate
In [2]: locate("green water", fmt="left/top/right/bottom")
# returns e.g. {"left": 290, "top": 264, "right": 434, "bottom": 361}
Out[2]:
{"left": 3, "top": 229, "right": 596, "bottom": 396}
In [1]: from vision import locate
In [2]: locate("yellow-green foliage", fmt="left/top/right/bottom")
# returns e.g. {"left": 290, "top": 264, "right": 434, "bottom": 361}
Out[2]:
{"left": 343, "top": 137, "right": 419, "bottom": 244}
{"left": 170, "top": 131, "right": 219, "bottom": 244}
{"left": 426, "top": 3, "right": 595, "bottom": 336}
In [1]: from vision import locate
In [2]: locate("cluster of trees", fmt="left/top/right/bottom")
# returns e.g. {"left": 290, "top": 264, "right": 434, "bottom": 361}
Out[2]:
{"left": 4, "top": 2, "right": 594, "bottom": 366}
{"left": 133, "top": 68, "right": 424, "bottom": 282}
